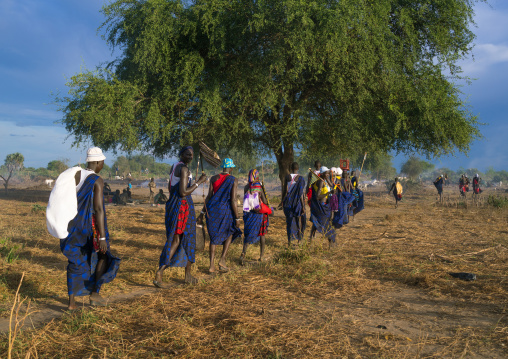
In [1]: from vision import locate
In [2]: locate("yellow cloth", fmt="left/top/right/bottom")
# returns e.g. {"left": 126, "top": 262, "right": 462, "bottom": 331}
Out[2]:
{"left": 313, "top": 182, "right": 330, "bottom": 196}
{"left": 395, "top": 182, "right": 403, "bottom": 195}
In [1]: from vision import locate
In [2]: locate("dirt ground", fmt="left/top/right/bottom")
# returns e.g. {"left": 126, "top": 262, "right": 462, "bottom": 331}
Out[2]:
{"left": 0, "top": 182, "right": 507, "bottom": 358}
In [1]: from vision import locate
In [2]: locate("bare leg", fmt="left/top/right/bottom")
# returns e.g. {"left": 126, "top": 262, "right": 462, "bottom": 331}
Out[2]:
{"left": 218, "top": 235, "right": 233, "bottom": 271}
{"left": 240, "top": 242, "right": 248, "bottom": 265}
{"left": 259, "top": 235, "right": 265, "bottom": 261}
{"left": 90, "top": 252, "right": 108, "bottom": 305}
{"left": 309, "top": 224, "right": 316, "bottom": 242}
{"left": 68, "top": 294, "right": 76, "bottom": 310}
{"left": 209, "top": 243, "right": 217, "bottom": 273}
{"left": 184, "top": 261, "right": 197, "bottom": 284}
{"left": 154, "top": 234, "right": 181, "bottom": 286}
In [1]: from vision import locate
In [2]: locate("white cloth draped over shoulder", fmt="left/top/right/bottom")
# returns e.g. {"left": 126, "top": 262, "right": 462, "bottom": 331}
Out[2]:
{"left": 46, "top": 167, "right": 94, "bottom": 239}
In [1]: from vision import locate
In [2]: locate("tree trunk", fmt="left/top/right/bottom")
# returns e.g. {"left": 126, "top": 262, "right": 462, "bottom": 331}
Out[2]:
{"left": 273, "top": 141, "right": 295, "bottom": 194}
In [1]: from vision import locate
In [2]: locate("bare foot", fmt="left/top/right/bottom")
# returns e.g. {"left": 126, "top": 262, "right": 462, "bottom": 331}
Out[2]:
{"left": 239, "top": 253, "right": 245, "bottom": 266}
{"left": 67, "top": 304, "right": 78, "bottom": 311}
{"left": 209, "top": 266, "right": 216, "bottom": 274}
{"left": 184, "top": 272, "right": 198, "bottom": 285}
{"left": 258, "top": 256, "right": 265, "bottom": 262}
{"left": 218, "top": 260, "right": 229, "bottom": 272}
{"left": 153, "top": 270, "right": 168, "bottom": 288}
{"left": 89, "top": 292, "right": 107, "bottom": 306}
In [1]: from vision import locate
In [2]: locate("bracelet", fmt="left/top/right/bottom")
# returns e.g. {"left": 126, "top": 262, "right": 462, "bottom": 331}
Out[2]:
{"left": 99, "top": 237, "right": 106, "bottom": 241}
{"left": 201, "top": 211, "right": 205, "bottom": 214}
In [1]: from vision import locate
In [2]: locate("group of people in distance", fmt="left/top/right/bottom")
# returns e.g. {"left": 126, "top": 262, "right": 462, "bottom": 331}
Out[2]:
{"left": 299, "top": 160, "right": 365, "bottom": 248}
{"left": 433, "top": 173, "right": 482, "bottom": 201}
{"left": 51, "top": 146, "right": 367, "bottom": 309}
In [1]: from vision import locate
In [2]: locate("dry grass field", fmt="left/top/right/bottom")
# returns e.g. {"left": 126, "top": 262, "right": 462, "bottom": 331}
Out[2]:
{"left": 0, "top": 183, "right": 507, "bottom": 358}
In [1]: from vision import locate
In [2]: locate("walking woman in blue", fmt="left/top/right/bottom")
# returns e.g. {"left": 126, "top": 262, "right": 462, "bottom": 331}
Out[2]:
{"left": 241, "top": 169, "right": 271, "bottom": 264}
{"left": 59, "top": 147, "right": 121, "bottom": 309}
{"left": 281, "top": 162, "right": 306, "bottom": 245}
{"left": 197, "top": 158, "right": 242, "bottom": 273}
{"left": 350, "top": 170, "right": 364, "bottom": 216}
{"left": 309, "top": 167, "right": 336, "bottom": 246}
{"left": 154, "top": 146, "right": 207, "bottom": 287}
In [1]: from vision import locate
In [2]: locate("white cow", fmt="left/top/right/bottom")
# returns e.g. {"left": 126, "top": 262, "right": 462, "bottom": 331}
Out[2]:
{"left": 45, "top": 179, "right": 54, "bottom": 188}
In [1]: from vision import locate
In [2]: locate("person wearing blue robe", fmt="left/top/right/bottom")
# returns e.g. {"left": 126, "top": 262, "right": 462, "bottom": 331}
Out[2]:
{"left": 332, "top": 190, "right": 355, "bottom": 228}
{"left": 60, "top": 148, "right": 120, "bottom": 309}
{"left": 281, "top": 162, "right": 306, "bottom": 245}
{"left": 309, "top": 167, "right": 336, "bottom": 245}
{"left": 241, "top": 169, "right": 270, "bottom": 264}
{"left": 154, "top": 146, "right": 207, "bottom": 287}
{"left": 434, "top": 175, "right": 444, "bottom": 202}
{"left": 198, "top": 158, "right": 242, "bottom": 273}
{"left": 350, "top": 171, "right": 365, "bottom": 216}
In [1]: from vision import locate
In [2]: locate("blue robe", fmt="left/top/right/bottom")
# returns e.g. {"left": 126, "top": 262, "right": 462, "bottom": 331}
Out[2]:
{"left": 60, "top": 174, "right": 121, "bottom": 296}
{"left": 310, "top": 187, "right": 336, "bottom": 242}
{"left": 243, "top": 211, "right": 269, "bottom": 244}
{"left": 205, "top": 175, "right": 242, "bottom": 245}
{"left": 159, "top": 182, "right": 196, "bottom": 267}
{"left": 352, "top": 189, "right": 364, "bottom": 215}
{"left": 283, "top": 176, "right": 306, "bottom": 242}
{"left": 434, "top": 177, "right": 444, "bottom": 194}
{"left": 333, "top": 191, "right": 355, "bottom": 228}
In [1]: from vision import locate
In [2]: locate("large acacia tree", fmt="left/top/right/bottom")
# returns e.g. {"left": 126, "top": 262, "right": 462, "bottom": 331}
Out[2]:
{"left": 57, "top": 0, "right": 481, "bottom": 181}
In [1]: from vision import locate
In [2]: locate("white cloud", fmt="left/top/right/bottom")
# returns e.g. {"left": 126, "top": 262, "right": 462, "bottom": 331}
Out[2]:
{"left": 462, "top": 43, "right": 508, "bottom": 74}
{"left": 0, "top": 103, "right": 60, "bottom": 126}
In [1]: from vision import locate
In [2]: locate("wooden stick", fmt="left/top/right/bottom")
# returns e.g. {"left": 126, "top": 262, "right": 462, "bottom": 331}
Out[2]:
{"left": 358, "top": 152, "right": 367, "bottom": 182}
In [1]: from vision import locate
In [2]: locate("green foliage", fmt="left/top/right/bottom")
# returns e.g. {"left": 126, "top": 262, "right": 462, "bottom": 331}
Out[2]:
{"left": 5, "top": 153, "right": 24, "bottom": 172}
{"left": 349, "top": 151, "right": 397, "bottom": 180}
{"left": 112, "top": 154, "right": 172, "bottom": 177}
{"left": 55, "top": 0, "right": 481, "bottom": 182}
{"left": 401, "top": 156, "right": 435, "bottom": 179}
{"left": 0, "top": 238, "right": 22, "bottom": 263}
{"left": 31, "top": 204, "right": 46, "bottom": 214}
{"left": 487, "top": 195, "right": 508, "bottom": 209}
{"left": 1, "top": 153, "right": 25, "bottom": 191}
{"left": 47, "top": 160, "right": 69, "bottom": 173}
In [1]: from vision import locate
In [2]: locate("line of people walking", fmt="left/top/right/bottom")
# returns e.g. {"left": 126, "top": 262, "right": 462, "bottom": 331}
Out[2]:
{"left": 47, "top": 146, "right": 366, "bottom": 309}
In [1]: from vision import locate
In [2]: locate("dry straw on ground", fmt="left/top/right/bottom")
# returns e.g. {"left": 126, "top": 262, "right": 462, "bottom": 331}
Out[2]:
{"left": 0, "top": 184, "right": 507, "bottom": 358}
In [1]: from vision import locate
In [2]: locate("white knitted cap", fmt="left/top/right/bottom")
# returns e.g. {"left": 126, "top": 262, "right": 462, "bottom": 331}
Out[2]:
{"left": 86, "top": 147, "right": 106, "bottom": 162}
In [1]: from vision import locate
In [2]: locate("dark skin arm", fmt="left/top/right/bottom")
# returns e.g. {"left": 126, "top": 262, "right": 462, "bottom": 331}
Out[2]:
{"left": 316, "top": 180, "right": 328, "bottom": 202}
{"left": 168, "top": 164, "right": 206, "bottom": 196}
{"left": 231, "top": 177, "right": 239, "bottom": 220}
{"left": 93, "top": 177, "right": 108, "bottom": 254}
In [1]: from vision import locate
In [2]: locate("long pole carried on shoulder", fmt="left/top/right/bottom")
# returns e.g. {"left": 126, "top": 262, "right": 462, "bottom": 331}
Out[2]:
{"left": 358, "top": 152, "right": 367, "bottom": 182}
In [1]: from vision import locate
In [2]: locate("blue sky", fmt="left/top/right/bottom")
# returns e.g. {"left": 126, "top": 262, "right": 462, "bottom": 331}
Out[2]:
{"left": 1, "top": 0, "right": 507, "bottom": 171}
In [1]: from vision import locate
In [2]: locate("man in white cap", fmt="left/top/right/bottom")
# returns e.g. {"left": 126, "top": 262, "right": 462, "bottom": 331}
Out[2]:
{"left": 59, "top": 147, "right": 121, "bottom": 309}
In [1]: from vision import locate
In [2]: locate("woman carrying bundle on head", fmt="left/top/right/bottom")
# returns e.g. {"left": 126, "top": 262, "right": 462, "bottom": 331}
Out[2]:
{"left": 153, "top": 146, "right": 207, "bottom": 287}
{"left": 241, "top": 169, "right": 271, "bottom": 264}
{"left": 281, "top": 162, "right": 306, "bottom": 245}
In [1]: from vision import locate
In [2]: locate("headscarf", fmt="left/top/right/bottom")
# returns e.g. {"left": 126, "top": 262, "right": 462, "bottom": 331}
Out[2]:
{"left": 248, "top": 169, "right": 261, "bottom": 185}
{"left": 179, "top": 146, "right": 194, "bottom": 157}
